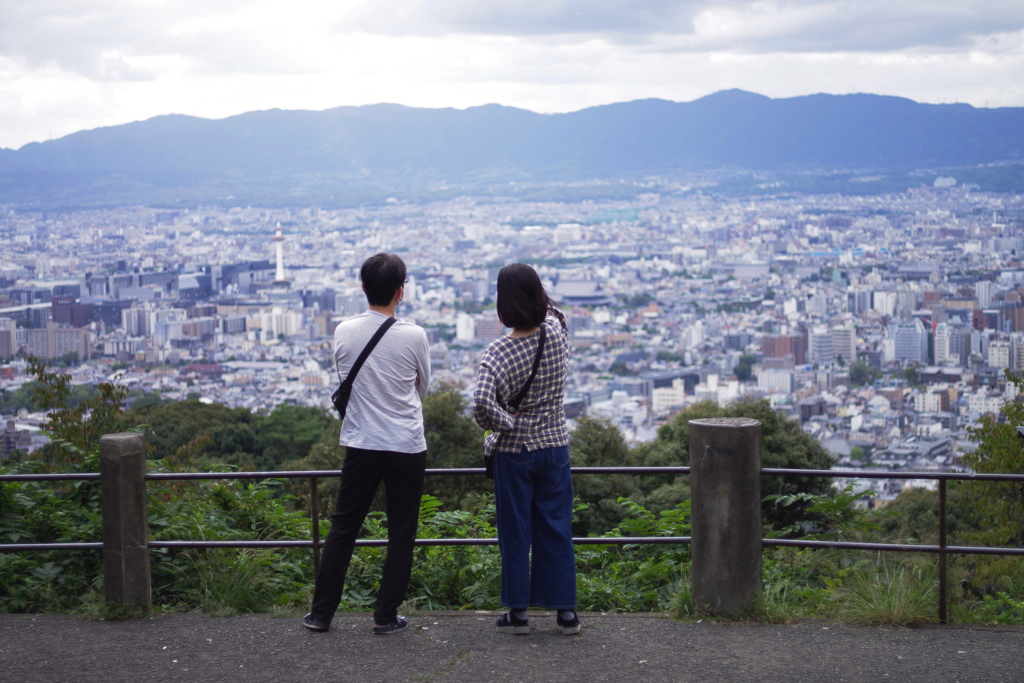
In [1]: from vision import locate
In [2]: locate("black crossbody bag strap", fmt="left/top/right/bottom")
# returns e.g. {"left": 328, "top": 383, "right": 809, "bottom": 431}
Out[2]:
{"left": 508, "top": 326, "right": 546, "bottom": 411}
{"left": 331, "top": 316, "right": 397, "bottom": 418}
{"left": 484, "top": 326, "right": 546, "bottom": 480}
{"left": 342, "top": 316, "right": 397, "bottom": 389}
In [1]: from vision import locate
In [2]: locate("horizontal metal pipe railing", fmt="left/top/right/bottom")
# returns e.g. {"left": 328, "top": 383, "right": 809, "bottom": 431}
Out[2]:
{"left": 14, "top": 464, "right": 1014, "bottom": 482}
{"left": 0, "top": 542, "right": 104, "bottom": 552}
{"left": 763, "top": 467, "right": 1024, "bottom": 482}
{"left": 763, "top": 538, "right": 1024, "bottom": 556}
{"left": 148, "top": 536, "right": 692, "bottom": 549}
{"left": 140, "top": 466, "right": 692, "bottom": 480}
{"left": 0, "top": 472, "right": 101, "bottom": 481}
{"left": 2, "top": 466, "right": 1022, "bottom": 558}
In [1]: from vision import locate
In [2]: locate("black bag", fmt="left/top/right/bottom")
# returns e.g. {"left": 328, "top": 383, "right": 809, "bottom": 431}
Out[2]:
{"left": 331, "top": 317, "right": 397, "bottom": 421}
{"left": 330, "top": 382, "right": 354, "bottom": 421}
{"left": 485, "top": 326, "right": 546, "bottom": 479}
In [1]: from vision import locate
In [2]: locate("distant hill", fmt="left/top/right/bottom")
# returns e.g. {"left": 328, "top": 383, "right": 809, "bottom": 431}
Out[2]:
{"left": 1, "top": 90, "right": 1022, "bottom": 207}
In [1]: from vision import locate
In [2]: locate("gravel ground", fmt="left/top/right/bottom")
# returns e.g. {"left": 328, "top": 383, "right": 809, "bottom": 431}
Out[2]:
{"left": 2, "top": 612, "right": 1023, "bottom": 683}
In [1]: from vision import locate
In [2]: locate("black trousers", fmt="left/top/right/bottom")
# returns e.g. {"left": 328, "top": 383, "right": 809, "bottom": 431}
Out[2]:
{"left": 309, "top": 447, "right": 426, "bottom": 625}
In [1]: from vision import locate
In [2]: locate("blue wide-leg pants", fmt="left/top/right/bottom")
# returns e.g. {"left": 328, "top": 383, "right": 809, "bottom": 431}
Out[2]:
{"left": 493, "top": 445, "right": 577, "bottom": 610}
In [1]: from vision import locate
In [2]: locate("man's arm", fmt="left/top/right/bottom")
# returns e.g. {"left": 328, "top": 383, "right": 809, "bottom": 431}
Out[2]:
{"left": 414, "top": 329, "right": 431, "bottom": 399}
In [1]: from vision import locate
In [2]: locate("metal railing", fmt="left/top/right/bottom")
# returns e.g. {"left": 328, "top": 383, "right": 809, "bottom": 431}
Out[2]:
{"left": 3, "top": 464, "right": 1024, "bottom": 622}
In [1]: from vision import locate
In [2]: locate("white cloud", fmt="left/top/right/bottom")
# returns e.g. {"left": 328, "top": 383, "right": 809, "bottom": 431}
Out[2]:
{"left": 340, "top": 0, "right": 1024, "bottom": 52}
{"left": 0, "top": 0, "right": 1022, "bottom": 149}
{"left": 0, "top": 0, "right": 300, "bottom": 80}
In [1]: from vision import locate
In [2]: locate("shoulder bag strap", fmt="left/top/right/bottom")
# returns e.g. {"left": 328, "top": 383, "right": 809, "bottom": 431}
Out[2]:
{"left": 508, "top": 325, "right": 546, "bottom": 411}
{"left": 339, "top": 316, "right": 397, "bottom": 389}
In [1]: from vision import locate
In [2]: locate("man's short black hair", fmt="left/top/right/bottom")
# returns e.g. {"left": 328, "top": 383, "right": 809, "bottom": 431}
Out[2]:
{"left": 496, "top": 263, "right": 550, "bottom": 330}
{"left": 361, "top": 253, "right": 406, "bottom": 307}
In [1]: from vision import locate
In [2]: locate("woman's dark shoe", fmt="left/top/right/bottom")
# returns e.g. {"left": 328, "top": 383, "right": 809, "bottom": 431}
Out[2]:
{"left": 556, "top": 611, "right": 581, "bottom": 635}
{"left": 496, "top": 611, "right": 530, "bottom": 635}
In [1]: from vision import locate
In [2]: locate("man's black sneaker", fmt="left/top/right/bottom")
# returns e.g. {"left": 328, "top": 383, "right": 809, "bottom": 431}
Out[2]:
{"left": 373, "top": 616, "right": 409, "bottom": 635}
{"left": 496, "top": 611, "right": 530, "bottom": 635}
{"left": 556, "top": 611, "right": 581, "bottom": 635}
{"left": 302, "top": 613, "right": 330, "bottom": 632}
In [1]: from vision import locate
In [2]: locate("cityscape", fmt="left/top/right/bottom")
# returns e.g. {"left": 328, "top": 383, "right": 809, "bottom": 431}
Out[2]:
{"left": 2, "top": 178, "right": 1024, "bottom": 507}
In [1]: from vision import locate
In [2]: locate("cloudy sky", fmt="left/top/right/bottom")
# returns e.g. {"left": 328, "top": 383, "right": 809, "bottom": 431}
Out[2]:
{"left": 1, "top": 0, "right": 1022, "bottom": 150}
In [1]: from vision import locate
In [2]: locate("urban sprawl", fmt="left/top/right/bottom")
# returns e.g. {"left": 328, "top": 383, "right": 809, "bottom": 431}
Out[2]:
{"left": 3, "top": 181, "right": 1023, "bottom": 507}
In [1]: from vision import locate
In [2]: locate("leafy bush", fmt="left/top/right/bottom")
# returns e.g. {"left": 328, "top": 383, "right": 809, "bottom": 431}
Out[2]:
{"left": 3, "top": 362, "right": 1022, "bottom": 625}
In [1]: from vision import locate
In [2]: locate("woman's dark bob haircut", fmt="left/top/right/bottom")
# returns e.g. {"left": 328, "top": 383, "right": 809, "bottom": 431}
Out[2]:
{"left": 496, "top": 263, "right": 551, "bottom": 330}
{"left": 361, "top": 253, "right": 406, "bottom": 307}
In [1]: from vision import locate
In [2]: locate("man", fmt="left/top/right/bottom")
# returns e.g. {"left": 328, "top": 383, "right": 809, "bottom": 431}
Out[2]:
{"left": 303, "top": 253, "right": 431, "bottom": 635}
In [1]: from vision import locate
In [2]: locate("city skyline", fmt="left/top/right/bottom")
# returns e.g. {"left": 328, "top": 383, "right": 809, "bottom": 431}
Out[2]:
{"left": 3, "top": 181, "right": 1024, "bottom": 515}
{"left": 1, "top": 0, "right": 1023, "bottom": 150}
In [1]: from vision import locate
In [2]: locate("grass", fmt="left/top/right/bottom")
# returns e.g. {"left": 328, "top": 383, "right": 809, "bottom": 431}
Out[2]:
{"left": 78, "top": 593, "right": 151, "bottom": 621}
{"left": 178, "top": 548, "right": 300, "bottom": 616}
{"left": 670, "top": 551, "right": 985, "bottom": 628}
{"left": 839, "top": 560, "right": 938, "bottom": 627}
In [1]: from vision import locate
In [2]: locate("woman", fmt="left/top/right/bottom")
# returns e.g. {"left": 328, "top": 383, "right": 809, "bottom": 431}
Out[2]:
{"left": 473, "top": 263, "right": 579, "bottom": 636}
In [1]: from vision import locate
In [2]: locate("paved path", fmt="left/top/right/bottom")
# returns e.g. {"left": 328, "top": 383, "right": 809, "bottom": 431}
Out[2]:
{"left": 2, "top": 612, "right": 1023, "bottom": 682}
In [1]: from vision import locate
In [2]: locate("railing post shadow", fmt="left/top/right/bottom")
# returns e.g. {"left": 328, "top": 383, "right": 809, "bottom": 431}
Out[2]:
{"left": 689, "top": 417, "right": 763, "bottom": 616}
{"left": 100, "top": 432, "right": 151, "bottom": 609}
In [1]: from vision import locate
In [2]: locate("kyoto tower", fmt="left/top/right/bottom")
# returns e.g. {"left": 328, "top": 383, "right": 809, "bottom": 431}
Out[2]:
{"left": 272, "top": 222, "right": 289, "bottom": 287}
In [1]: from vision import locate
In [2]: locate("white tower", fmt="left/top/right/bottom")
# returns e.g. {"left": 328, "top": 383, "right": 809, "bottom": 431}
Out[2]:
{"left": 272, "top": 223, "right": 289, "bottom": 287}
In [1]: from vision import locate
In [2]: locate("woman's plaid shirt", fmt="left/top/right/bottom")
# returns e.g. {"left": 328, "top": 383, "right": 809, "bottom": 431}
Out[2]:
{"left": 473, "top": 309, "right": 570, "bottom": 456}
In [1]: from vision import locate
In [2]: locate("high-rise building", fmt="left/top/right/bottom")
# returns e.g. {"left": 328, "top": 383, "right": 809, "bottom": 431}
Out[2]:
{"left": 831, "top": 326, "right": 857, "bottom": 366}
{"left": 0, "top": 319, "right": 17, "bottom": 358}
{"left": 260, "top": 307, "right": 303, "bottom": 338}
{"left": 1012, "top": 333, "right": 1024, "bottom": 371}
{"left": 847, "top": 288, "right": 873, "bottom": 315}
{"left": 808, "top": 325, "right": 833, "bottom": 365}
{"left": 934, "top": 322, "right": 950, "bottom": 365}
{"left": 988, "top": 339, "right": 1011, "bottom": 369}
{"left": 761, "top": 332, "right": 806, "bottom": 364}
{"left": 474, "top": 315, "right": 504, "bottom": 340}
{"left": 890, "top": 318, "right": 928, "bottom": 364}
{"left": 976, "top": 280, "right": 996, "bottom": 309}
{"left": 873, "top": 291, "right": 897, "bottom": 316}
{"left": 51, "top": 296, "right": 94, "bottom": 328}
{"left": 124, "top": 306, "right": 152, "bottom": 337}
{"left": 20, "top": 323, "right": 91, "bottom": 360}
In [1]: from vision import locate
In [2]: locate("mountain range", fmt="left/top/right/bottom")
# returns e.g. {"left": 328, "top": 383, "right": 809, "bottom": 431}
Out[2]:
{"left": 1, "top": 89, "right": 1022, "bottom": 207}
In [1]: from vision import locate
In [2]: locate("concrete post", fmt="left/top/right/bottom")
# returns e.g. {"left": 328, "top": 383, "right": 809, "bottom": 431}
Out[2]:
{"left": 689, "top": 417, "right": 762, "bottom": 615}
{"left": 100, "top": 432, "right": 150, "bottom": 608}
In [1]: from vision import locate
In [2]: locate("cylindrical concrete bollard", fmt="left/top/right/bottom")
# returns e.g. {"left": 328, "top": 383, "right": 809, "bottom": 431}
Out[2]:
{"left": 100, "top": 432, "right": 151, "bottom": 608}
{"left": 689, "top": 417, "right": 762, "bottom": 615}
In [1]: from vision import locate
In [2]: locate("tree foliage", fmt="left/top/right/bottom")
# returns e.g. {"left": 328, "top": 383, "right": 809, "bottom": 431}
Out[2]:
{"left": 420, "top": 382, "right": 488, "bottom": 512}
{"left": 251, "top": 404, "right": 334, "bottom": 469}
{"left": 26, "top": 357, "right": 134, "bottom": 467}
{"left": 634, "top": 398, "right": 835, "bottom": 529}
{"left": 126, "top": 400, "right": 333, "bottom": 470}
{"left": 0, "top": 363, "right": 312, "bottom": 614}
{"left": 849, "top": 360, "right": 880, "bottom": 387}
{"left": 733, "top": 354, "right": 757, "bottom": 382}
{"left": 957, "top": 371, "right": 1024, "bottom": 560}
{"left": 569, "top": 415, "right": 638, "bottom": 535}
{"left": 282, "top": 422, "right": 346, "bottom": 519}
